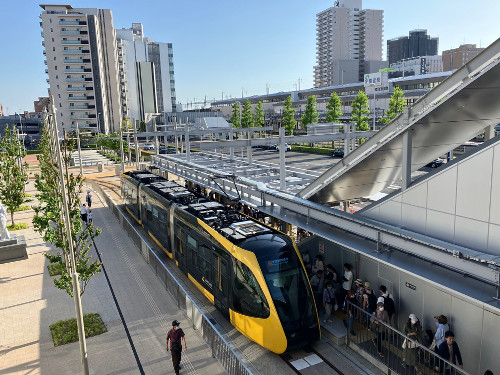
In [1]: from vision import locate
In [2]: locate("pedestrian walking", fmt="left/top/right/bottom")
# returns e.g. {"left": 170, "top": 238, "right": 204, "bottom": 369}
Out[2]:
{"left": 166, "top": 320, "right": 187, "bottom": 375}
{"left": 80, "top": 204, "right": 87, "bottom": 223}
{"left": 86, "top": 191, "right": 92, "bottom": 208}
{"left": 87, "top": 209, "right": 93, "bottom": 224}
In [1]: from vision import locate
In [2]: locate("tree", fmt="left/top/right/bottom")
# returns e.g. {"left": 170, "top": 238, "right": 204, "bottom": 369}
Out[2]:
{"left": 351, "top": 91, "right": 370, "bottom": 131}
{"left": 381, "top": 86, "right": 405, "bottom": 124}
{"left": 326, "top": 92, "right": 343, "bottom": 123}
{"left": 121, "top": 118, "right": 132, "bottom": 132}
{"left": 301, "top": 95, "right": 319, "bottom": 131}
{"left": 0, "top": 126, "right": 29, "bottom": 225}
{"left": 33, "top": 127, "right": 102, "bottom": 297}
{"left": 230, "top": 102, "right": 241, "bottom": 128}
{"left": 281, "top": 95, "right": 297, "bottom": 135}
{"left": 139, "top": 121, "right": 146, "bottom": 133}
{"left": 241, "top": 99, "right": 254, "bottom": 128}
{"left": 254, "top": 101, "right": 265, "bottom": 128}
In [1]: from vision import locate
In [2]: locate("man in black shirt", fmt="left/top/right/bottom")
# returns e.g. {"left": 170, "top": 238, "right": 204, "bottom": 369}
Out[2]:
{"left": 166, "top": 320, "right": 187, "bottom": 374}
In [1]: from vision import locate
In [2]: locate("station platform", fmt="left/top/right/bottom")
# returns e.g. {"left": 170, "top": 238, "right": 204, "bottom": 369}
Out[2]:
{"left": 0, "top": 178, "right": 226, "bottom": 375}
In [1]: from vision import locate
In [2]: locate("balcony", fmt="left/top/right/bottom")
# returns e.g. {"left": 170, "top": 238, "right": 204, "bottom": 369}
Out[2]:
{"left": 66, "top": 78, "right": 90, "bottom": 82}
{"left": 62, "top": 49, "right": 85, "bottom": 54}
{"left": 60, "top": 20, "right": 87, "bottom": 25}
{"left": 67, "top": 87, "right": 87, "bottom": 91}
{"left": 68, "top": 96, "right": 94, "bottom": 101}
{"left": 70, "top": 114, "right": 96, "bottom": 119}
{"left": 69, "top": 104, "right": 95, "bottom": 109}
{"left": 61, "top": 40, "right": 89, "bottom": 45}
{"left": 64, "top": 58, "right": 84, "bottom": 63}
{"left": 45, "top": 69, "right": 48, "bottom": 74}
{"left": 61, "top": 30, "right": 88, "bottom": 35}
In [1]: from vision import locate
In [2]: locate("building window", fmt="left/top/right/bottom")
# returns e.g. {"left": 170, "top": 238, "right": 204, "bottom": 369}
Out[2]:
{"left": 50, "top": 28, "right": 53, "bottom": 32}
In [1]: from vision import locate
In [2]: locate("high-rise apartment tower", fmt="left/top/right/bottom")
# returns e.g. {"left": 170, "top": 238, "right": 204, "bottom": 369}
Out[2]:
{"left": 314, "top": 0, "right": 384, "bottom": 88}
{"left": 116, "top": 23, "right": 177, "bottom": 123}
{"left": 40, "top": 4, "right": 122, "bottom": 134}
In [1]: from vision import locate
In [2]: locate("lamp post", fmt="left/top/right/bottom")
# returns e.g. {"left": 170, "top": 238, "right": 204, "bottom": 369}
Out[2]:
{"left": 17, "top": 110, "right": 25, "bottom": 152}
{"left": 97, "top": 112, "right": 101, "bottom": 132}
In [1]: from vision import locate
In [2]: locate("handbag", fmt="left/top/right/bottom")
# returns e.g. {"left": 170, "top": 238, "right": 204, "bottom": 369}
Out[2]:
{"left": 402, "top": 338, "right": 408, "bottom": 349}
{"left": 429, "top": 338, "right": 436, "bottom": 351}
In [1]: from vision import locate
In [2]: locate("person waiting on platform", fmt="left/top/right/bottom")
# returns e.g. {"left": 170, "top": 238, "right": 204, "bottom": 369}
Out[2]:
{"left": 431, "top": 315, "right": 450, "bottom": 352}
{"left": 322, "top": 281, "right": 336, "bottom": 323}
{"left": 401, "top": 313, "right": 424, "bottom": 374}
{"left": 309, "top": 270, "right": 324, "bottom": 310}
{"left": 434, "top": 331, "right": 463, "bottom": 374}
{"left": 341, "top": 263, "right": 353, "bottom": 309}
{"left": 311, "top": 254, "right": 324, "bottom": 274}
{"left": 343, "top": 289, "right": 357, "bottom": 336}
{"left": 370, "top": 301, "right": 391, "bottom": 358}
{"left": 362, "top": 282, "right": 377, "bottom": 326}
{"left": 354, "top": 278, "right": 365, "bottom": 320}
{"left": 301, "top": 251, "right": 311, "bottom": 276}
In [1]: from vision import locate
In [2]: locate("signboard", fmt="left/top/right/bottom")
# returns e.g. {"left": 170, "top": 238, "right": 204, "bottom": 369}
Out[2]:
{"left": 319, "top": 241, "right": 324, "bottom": 254}
{"left": 379, "top": 67, "right": 394, "bottom": 72}
{"left": 364, "top": 72, "right": 382, "bottom": 87}
{"left": 405, "top": 282, "right": 416, "bottom": 291}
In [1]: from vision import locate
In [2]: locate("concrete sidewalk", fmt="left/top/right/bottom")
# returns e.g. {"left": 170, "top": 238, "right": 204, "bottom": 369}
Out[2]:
{"left": 0, "top": 181, "right": 226, "bottom": 375}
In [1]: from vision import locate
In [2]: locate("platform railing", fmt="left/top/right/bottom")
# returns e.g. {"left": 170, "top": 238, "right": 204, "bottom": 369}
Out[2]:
{"left": 344, "top": 301, "right": 468, "bottom": 375}
{"left": 91, "top": 182, "right": 258, "bottom": 375}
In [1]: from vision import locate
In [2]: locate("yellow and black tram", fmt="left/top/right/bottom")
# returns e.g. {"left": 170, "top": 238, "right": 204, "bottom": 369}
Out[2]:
{"left": 121, "top": 170, "right": 320, "bottom": 353}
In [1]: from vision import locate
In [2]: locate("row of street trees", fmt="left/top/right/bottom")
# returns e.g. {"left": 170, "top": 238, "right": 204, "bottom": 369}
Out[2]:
{"left": 228, "top": 87, "right": 405, "bottom": 134}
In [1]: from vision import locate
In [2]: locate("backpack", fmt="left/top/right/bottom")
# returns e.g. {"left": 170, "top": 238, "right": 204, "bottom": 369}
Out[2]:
{"left": 367, "top": 291, "right": 377, "bottom": 311}
{"left": 382, "top": 295, "right": 396, "bottom": 317}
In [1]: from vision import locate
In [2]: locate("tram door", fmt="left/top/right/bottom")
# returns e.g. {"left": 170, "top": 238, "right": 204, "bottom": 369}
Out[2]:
{"left": 212, "top": 252, "right": 229, "bottom": 319}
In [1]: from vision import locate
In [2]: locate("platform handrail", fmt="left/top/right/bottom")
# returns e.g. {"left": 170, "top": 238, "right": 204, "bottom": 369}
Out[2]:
{"left": 345, "top": 301, "right": 469, "bottom": 375}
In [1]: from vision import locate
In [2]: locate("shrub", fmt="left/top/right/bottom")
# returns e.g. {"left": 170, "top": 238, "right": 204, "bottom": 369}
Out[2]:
{"left": 50, "top": 313, "right": 107, "bottom": 346}
{"left": 7, "top": 223, "right": 29, "bottom": 230}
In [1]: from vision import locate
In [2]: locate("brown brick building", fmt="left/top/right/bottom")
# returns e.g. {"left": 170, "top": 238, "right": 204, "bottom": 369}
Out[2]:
{"left": 34, "top": 97, "right": 50, "bottom": 113}
{"left": 442, "top": 44, "right": 485, "bottom": 71}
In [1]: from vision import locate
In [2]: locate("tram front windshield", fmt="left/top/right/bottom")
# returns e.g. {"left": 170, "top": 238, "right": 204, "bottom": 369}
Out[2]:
{"left": 239, "top": 234, "right": 316, "bottom": 330}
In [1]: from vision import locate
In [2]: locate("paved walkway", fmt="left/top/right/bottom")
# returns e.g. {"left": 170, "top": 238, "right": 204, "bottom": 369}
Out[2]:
{"left": 0, "top": 180, "right": 226, "bottom": 375}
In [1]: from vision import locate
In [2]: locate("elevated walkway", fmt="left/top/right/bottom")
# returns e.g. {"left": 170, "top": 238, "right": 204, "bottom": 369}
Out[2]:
{"left": 299, "top": 36, "right": 500, "bottom": 204}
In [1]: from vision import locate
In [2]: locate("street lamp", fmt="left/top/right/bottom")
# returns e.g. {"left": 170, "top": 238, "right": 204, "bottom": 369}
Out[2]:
{"left": 18, "top": 110, "right": 25, "bottom": 151}
{"left": 97, "top": 112, "right": 101, "bottom": 132}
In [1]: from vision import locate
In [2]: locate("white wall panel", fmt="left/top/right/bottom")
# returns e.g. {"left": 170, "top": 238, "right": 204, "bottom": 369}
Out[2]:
{"left": 454, "top": 215, "right": 489, "bottom": 250}
{"left": 401, "top": 204, "right": 427, "bottom": 233}
{"left": 378, "top": 200, "right": 402, "bottom": 223}
{"left": 479, "top": 308, "right": 500, "bottom": 373}
{"left": 487, "top": 223, "right": 500, "bottom": 256}
{"left": 489, "top": 144, "right": 500, "bottom": 225}
{"left": 426, "top": 210, "right": 455, "bottom": 240}
{"left": 456, "top": 149, "right": 493, "bottom": 222}
{"left": 402, "top": 181, "right": 427, "bottom": 207}
{"left": 427, "top": 167, "right": 458, "bottom": 214}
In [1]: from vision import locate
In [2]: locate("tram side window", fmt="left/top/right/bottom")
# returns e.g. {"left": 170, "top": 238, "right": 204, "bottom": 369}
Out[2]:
{"left": 199, "top": 245, "right": 212, "bottom": 285}
{"left": 232, "top": 259, "right": 269, "bottom": 318}
{"left": 187, "top": 235, "right": 198, "bottom": 270}
{"left": 146, "top": 203, "right": 152, "bottom": 221}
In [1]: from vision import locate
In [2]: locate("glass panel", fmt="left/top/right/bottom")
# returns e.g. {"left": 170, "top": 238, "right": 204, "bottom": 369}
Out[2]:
{"left": 232, "top": 259, "right": 269, "bottom": 318}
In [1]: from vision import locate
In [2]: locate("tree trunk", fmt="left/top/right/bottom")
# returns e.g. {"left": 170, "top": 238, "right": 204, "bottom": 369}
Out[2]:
{"left": 11, "top": 211, "right": 15, "bottom": 226}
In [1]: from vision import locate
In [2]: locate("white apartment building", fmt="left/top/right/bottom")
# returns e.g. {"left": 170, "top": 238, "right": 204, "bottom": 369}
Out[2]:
{"left": 314, "top": 0, "right": 384, "bottom": 87}
{"left": 116, "top": 23, "right": 177, "bottom": 124}
{"left": 40, "top": 4, "right": 122, "bottom": 134}
{"left": 390, "top": 55, "right": 443, "bottom": 78}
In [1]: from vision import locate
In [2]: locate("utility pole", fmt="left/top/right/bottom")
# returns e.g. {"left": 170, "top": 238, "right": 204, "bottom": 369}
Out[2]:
{"left": 133, "top": 120, "right": 139, "bottom": 170}
{"left": 48, "top": 97, "right": 89, "bottom": 375}
{"left": 119, "top": 124, "right": 125, "bottom": 173}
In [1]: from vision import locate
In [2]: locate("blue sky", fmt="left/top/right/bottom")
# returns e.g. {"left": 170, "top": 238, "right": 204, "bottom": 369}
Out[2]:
{"left": 1, "top": 0, "right": 498, "bottom": 113}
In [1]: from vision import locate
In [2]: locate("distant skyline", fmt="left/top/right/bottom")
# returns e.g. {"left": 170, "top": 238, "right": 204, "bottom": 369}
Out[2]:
{"left": 1, "top": 0, "right": 498, "bottom": 113}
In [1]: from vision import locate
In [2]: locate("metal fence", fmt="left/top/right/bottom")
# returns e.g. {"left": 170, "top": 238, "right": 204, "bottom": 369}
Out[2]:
{"left": 91, "top": 182, "right": 258, "bottom": 375}
{"left": 345, "top": 301, "right": 468, "bottom": 375}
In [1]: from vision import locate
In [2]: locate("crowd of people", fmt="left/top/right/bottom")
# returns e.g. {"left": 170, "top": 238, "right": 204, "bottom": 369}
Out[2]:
{"left": 301, "top": 252, "right": 474, "bottom": 374}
